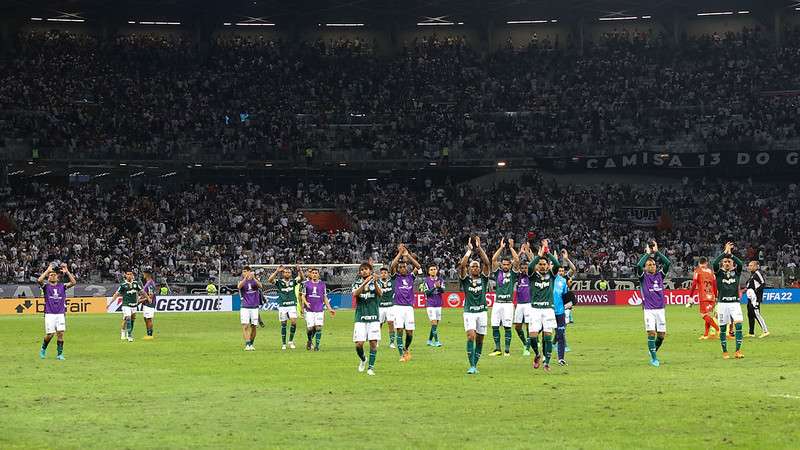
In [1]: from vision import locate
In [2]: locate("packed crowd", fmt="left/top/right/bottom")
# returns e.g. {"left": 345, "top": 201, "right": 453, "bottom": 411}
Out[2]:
{"left": 2, "top": 26, "right": 800, "bottom": 161}
{"left": 1, "top": 175, "right": 798, "bottom": 285}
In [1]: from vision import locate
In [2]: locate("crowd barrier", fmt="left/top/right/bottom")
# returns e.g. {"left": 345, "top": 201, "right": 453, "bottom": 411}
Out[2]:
{"left": 3, "top": 289, "right": 797, "bottom": 315}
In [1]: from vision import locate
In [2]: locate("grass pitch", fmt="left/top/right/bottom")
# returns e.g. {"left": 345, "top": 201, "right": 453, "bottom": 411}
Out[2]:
{"left": 1, "top": 306, "right": 799, "bottom": 449}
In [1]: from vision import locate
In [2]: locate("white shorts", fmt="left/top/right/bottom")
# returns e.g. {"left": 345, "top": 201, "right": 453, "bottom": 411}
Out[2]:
{"left": 491, "top": 302, "right": 514, "bottom": 327}
{"left": 513, "top": 303, "right": 532, "bottom": 324}
{"left": 463, "top": 311, "right": 488, "bottom": 335}
{"left": 122, "top": 305, "right": 137, "bottom": 318}
{"left": 278, "top": 306, "right": 298, "bottom": 322}
{"left": 379, "top": 306, "right": 395, "bottom": 324}
{"left": 644, "top": 308, "right": 667, "bottom": 332}
{"left": 142, "top": 305, "right": 156, "bottom": 319}
{"left": 529, "top": 308, "right": 557, "bottom": 333}
{"left": 305, "top": 311, "right": 324, "bottom": 328}
{"left": 717, "top": 302, "right": 744, "bottom": 326}
{"left": 45, "top": 314, "right": 66, "bottom": 334}
{"left": 353, "top": 321, "right": 381, "bottom": 342}
{"left": 393, "top": 305, "right": 415, "bottom": 330}
{"left": 426, "top": 307, "right": 442, "bottom": 321}
{"left": 240, "top": 308, "right": 260, "bottom": 326}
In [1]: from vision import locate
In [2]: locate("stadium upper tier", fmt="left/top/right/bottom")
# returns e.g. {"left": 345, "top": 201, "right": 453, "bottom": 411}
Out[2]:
{"left": 1, "top": 26, "right": 799, "bottom": 162}
{"left": 0, "top": 175, "right": 797, "bottom": 284}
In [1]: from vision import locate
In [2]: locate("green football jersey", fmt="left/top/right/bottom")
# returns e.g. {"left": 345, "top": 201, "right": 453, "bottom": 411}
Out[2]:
{"left": 460, "top": 274, "right": 489, "bottom": 313}
{"left": 352, "top": 278, "right": 380, "bottom": 322}
{"left": 377, "top": 279, "right": 394, "bottom": 307}
{"left": 713, "top": 253, "right": 744, "bottom": 303}
{"left": 527, "top": 253, "right": 561, "bottom": 309}
{"left": 275, "top": 278, "right": 299, "bottom": 307}
{"left": 492, "top": 269, "right": 518, "bottom": 303}
{"left": 117, "top": 280, "right": 142, "bottom": 307}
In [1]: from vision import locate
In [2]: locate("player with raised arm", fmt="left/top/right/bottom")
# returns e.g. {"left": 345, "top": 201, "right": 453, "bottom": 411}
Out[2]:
{"left": 376, "top": 267, "right": 397, "bottom": 348}
{"left": 110, "top": 270, "right": 147, "bottom": 342}
{"left": 558, "top": 249, "right": 577, "bottom": 353}
{"left": 459, "top": 236, "right": 491, "bottom": 374}
{"left": 269, "top": 265, "right": 303, "bottom": 350}
{"left": 513, "top": 243, "right": 533, "bottom": 356}
{"left": 238, "top": 266, "right": 263, "bottom": 351}
{"left": 390, "top": 244, "right": 421, "bottom": 362}
{"left": 352, "top": 263, "right": 382, "bottom": 375}
{"left": 37, "top": 263, "right": 77, "bottom": 360}
{"left": 745, "top": 260, "right": 769, "bottom": 338}
{"left": 300, "top": 268, "right": 335, "bottom": 351}
{"left": 712, "top": 242, "right": 745, "bottom": 359}
{"left": 421, "top": 264, "right": 445, "bottom": 347}
{"left": 688, "top": 257, "right": 719, "bottom": 340}
{"left": 527, "top": 240, "right": 561, "bottom": 372}
{"left": 489, "top": 237, "right": 520, "bottom": 357}
{"left": 141, "top": 270, "right": 157, "bottom": 340}
{"left": 635, "top": 240, "right": 671, "bottom": 367}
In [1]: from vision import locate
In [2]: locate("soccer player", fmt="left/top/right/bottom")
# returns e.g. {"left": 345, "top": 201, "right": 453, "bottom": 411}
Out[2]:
{"left": 688, "top": 257, "right": 719, "bottom": 340}
{"left": 513, "top": 243, "right": 533, "bottom": 356}
{"left": 489, "top": 238, "right": 520, "bottom": 357}
{"left": 552, "top": 251, "right": 573, "bottom": 366}
{"left": 559, "top": 249, "right": 577, "bottom": 353}
{"left": 745, "top": 260, "right": 769, "bottom": 338}
{"left": 300, "top": 268, "right": 335, "bottom": 351}
{"left": 110, "top": 270, "right": 147, "bottom": 342}
{"left": 269, "top": 265, "right": 303, "bottom": 350}
{"left": 352, "top": 263, "right": 382, "bottom": 375}
{"left": 712, "top": 242, "right": 745, "bottom": 359}
{"left": 141, "top": 270, "right": 157, "bottom": 340}
{"left": 635, "top": 241, "right": 671, "bottom": 367}
{"left": 527, "top": 240, "right": 561, "bottom": 372}
{"left": 37, "top": 263, "right": 77, "bottom": 360}
{"left": 421, "top": 264, "right": 445, "bottom": 347}
{"left": 376, "top": 267, "right": 396, "bottom": 348}
{"left": 390, "top": 244, "right": 421, "bottom": 362}
{"left": 238, "top": 266, "right": 263, "bottom": 351}
{"left": 459, "top": 236, "right": 491, "bottom": 374}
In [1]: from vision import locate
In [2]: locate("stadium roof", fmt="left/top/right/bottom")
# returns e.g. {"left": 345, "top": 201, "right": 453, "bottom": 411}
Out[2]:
{"left": 5, "top": 0, "right": 794, "bottom": 26}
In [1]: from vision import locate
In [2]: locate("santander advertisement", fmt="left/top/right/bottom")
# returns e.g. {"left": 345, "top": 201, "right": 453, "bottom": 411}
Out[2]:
{"left": 575, "top": 289, "right": 699, "bottom": 306}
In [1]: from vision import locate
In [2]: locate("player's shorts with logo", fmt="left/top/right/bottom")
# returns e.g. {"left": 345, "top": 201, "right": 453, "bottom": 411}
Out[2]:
{"left": 379, "top": 306, "right": 394, "bottom": 324}
{"left": 513, "top": 303, "right": 531, "bottom": 324}
{"left": 699, "top": 301, "right": 715, "bottom": 315}
{"left": 352, "top": 321, "right": 381, "bottom": 342}
{"left": 122, "top": 305, "right": 137, "bottom": 318}
{"left": 643, "top": 308, "right": 667, "bottom": 332}
{"left": 463, "top": 311, "right": 488, "bottom": 335}
{"left": 278, "top": 305, "right": 298, "bottom": 321}
{"left": 426, "top": 307, "right": 442, "bottom": 321}
{"left": 44, "top": 313, "right": 66, "bottom": 334}
{"left": 529, "top": 307, "right": 557, "bottom": 332}
{"left": 142, "top": 304, "right": 156, "bottom": 319}
{"left": 305, "top": 311, "right": 325, "bottom": 328}
{"left": 392, "top": 305, "right": 415, "bottom": 330}
{"left": 240, "top": 307, "right": 260, "bottom": 325}
{"left": 491, "top": 302, "right": 514, "bottom": 327}
{"left": 717, "top": 302, "right": 743, "bottom": 326}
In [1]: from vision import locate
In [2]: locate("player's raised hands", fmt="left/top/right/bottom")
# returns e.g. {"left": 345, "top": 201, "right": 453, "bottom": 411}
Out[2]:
{"left": 561, "top": 249, "right": 569, "bottom": 259}
{"left": 474, "top": 235, "right": 482, "bottom": 248}
{"left": 500, "top": 237, "right": 506, "bottom": 248}
{"left": 466, "top": 237, "right": 473, "bottom": 251}
{"left": 508, "top": 238, "right": 515, "bottom": 249}
{"left": 651, "top": 240, "right": 659, "bottom": 252}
